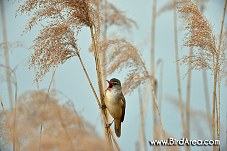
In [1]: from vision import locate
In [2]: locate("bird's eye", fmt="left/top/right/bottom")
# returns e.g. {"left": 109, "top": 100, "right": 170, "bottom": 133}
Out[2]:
{"left": 113, "top": 82, "right": 117, "bottom": 85}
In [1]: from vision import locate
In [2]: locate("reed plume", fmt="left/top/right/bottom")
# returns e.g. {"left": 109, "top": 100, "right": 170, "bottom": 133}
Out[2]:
{"left": 100, "top": 1, "right": 137, "bottom": 30}
{"left": 0, "top": 91, "right": 110, "bottom": 151}
{"left": 17, "top": 0, "right": 96, "bottom": 82}
{"left": 98, "top": 39, "right": 148, "bottom": 94}
{"left": 173, "top": 2, "right": 186, "bottom": 142}
{"left": 93, "top": 0, "right": 137, "bottom": 89}
{"left": 177, "top": 1, "right": 217, "bottom": 71}
{"left": 158, "top": 1, "right": 187, "bottom": 144}
{"left": 98, "top": 38, "right": 166, "bottom": 142}
{"left": 17, "top": 0, "right": 118, "bottom": 149}
{"left": 177, "top": 2, "right": 227, "bottom": 151}
{"left": 159, "top": 2, "right": 214, "bottom": 148}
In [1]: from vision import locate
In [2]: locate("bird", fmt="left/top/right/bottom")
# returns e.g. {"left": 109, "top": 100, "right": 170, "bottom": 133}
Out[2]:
{"left": 104, "top": 78, "right": 126, "bottom": 137}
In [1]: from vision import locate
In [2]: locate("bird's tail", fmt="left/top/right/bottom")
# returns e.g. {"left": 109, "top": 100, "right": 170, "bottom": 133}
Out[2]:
{"left": 114, "top": 119, "right": 121, "bottom": 137}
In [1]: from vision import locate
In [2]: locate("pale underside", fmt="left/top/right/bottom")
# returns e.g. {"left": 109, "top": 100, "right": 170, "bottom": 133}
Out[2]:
{"left": 105, "top": 88, "right": 124, "bottom": 119}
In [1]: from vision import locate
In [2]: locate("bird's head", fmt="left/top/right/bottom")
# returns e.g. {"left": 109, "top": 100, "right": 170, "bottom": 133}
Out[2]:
{"left": 106, "top": 78, "right": 121, "bottom": 90}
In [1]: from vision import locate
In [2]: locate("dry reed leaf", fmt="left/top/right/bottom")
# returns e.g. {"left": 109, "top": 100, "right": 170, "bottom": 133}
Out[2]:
{"left": 17, "top": 0, "right": 99, "bottom": 82}
{"left": 98, "top": 39, "right": 150, "bottom": 94}
{"left": 177, "top": 0, "right": 219, "bottom": 72}
{"left": 0, "top": 90, "right": 110, "bottom": 151}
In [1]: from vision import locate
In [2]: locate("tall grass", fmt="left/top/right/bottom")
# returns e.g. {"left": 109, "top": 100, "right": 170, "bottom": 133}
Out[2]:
{"left": 0, "top": 64, "right": 18, "bottom": 151}
{"left": 173, "top": 1, "right": 186, "bottom": 140}
{"left": 15, "top": 0, "right": 139, "bottom": 150}
{"left": 202, "top": 70, "right": 212, "bottom": 133}
{"left": 178, "top": 1, "right": 227, "bottom": 151}
{"left": 0, "top": 91, "right": 111, "bottom": 151}
{"left": 16, "top": 0, "right": 119, "bottom": 149}
{"left": 138, "top": 86, "right": 148, "bottom": 151}
{"left": 185, "top": 47, "right": 192, "bottom": 151}
{"left": 0, "top": 0, "right": 13, "bottom": 110}
{"left": 1, "top": 1, "right": 227, "bottom": 151}
{"left": 157, "top": 1, "right": 226, "bottom": 151}
{"left": 150, "top": 1, "right": 159, "bottom": 148}
{"left": 214, "top": 2, "right": 227, "bottom": 151}
{"left": 100, "top": 39, "right": 166, "bottom": 148}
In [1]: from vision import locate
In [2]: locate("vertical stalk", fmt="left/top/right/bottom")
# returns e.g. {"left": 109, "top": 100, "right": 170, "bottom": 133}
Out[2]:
{"left": 212, "top": 80, "right": 216, "bottom": 149}
{"left": 101, "top": 1, "right": 112, "bottom": 145}
{"left": 195, "top": 0, "right": 212, "bottom": 137}
{"left": 150, "top": 0, "right": 158, "bottom": 144}
{"left": 150, "top": 0, "right": 156, "bottom": 74}
{"left": 212, "top": 2, "right": 227, "bottom": 151}
{"left": 1, "top": 2, "right": 15, "bottom": 151}
{"left": 173, "top": 3, "right": 186, "bottom": 138}
{"left": 149, "top": 77, "right": 167, "bottom": 151}
{"left": 102, "top": 0, "right": 108, "bottom": 88}
{"left": 89, "top": 25, "right": 114, "bottom": 150}
{"left": 202, "top": 71, "right": 211, "bottom": 133}
{"left": 226, "top": 114, "right": 227, "bottom": 150}
{"left": 51, "top": 69, "right": 56, "bottom": 91}
{"left": 0, "top": 0, "right": 13, "bottom": 109}
{"left": 142, "top": 65, "right": 166, "bottom": 150}
{"left": 217, "top": 71, "right": 221, "bottom": 141}
{"left": 158, "top": 61, "right": 163, "bottom": 113}
{"left": 89, "top": 26, "right": 104, "bottom": 104}
{"left": 77, "top": 52, "right": 117, "bottom": 150}
{"left": 195, "top": 0, "right": 212, "bottom": 134}
{"left": 138, "top": 87, "right": 148, "bottom": 151}
{"left": 186, "top": 48, "right": 192, "bottom": 151}
{"left": 150, "top": 2, "right": 167, "bottom": 148}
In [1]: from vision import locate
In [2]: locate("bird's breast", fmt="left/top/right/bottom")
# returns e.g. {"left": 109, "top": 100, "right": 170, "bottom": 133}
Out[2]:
{"left": 105, "top": 89, "right": 123, "bottom": 119}
{"left": 105, "top": 89, "right": 121, "bottom": 104}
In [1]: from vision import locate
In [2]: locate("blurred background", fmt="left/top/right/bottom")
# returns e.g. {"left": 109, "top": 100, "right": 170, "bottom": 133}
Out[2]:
{"left": 0, "top": 0, "right": 227, "bottom": 151}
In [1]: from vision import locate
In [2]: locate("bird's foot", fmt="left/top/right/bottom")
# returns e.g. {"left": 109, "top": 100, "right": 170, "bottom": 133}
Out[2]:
{"left": 106, "top": 123, "right": 112, "bottom": 128}
{"left": 105, "top": 119, "right": 114, "bottom": 128}
{"left": 101, "top": 104, "right": 107, "bottom": 109}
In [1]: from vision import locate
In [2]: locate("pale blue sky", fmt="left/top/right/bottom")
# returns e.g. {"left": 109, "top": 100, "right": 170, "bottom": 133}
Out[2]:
{"left": 0, "top": 0, "right": 227, "bottom": 151}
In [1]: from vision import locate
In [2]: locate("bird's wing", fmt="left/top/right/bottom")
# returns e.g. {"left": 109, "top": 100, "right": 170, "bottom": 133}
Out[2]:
{"left": 121, "top": 94, "right": 126, "bottom": 122}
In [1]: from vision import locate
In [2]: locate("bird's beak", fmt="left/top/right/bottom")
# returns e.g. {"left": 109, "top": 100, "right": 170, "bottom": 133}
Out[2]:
{"left": 106, "top": 80, "right": 110, "bottom": 83}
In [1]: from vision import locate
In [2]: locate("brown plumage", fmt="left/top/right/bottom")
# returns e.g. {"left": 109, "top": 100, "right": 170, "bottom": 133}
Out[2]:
{"left": 105, "top": 78, "right": 126, "bottom": 137}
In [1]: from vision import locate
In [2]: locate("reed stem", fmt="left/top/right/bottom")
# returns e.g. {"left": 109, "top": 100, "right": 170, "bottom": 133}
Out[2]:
{"left": 186, "top": 48, "right": 192, "bottom": 151}
{"left": 212, "top": 1, "right": 226, "bottom": 151}
{"left": 89, "top": 25, "right": 114, "bottom": 150}
{"left": 138, "top": 87, "right": 148, "bottom": 151}
{"left": 150, "top": 0, "right": 158, "bottom": 147}
{"left": 173, "top": 4, "right": 186, "bottom": 139}
{"left": 0, "top": 1, "right": 13, "bottom": 110}
{"left": 202, "top": 71, "right": 211, "bottom": 133}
